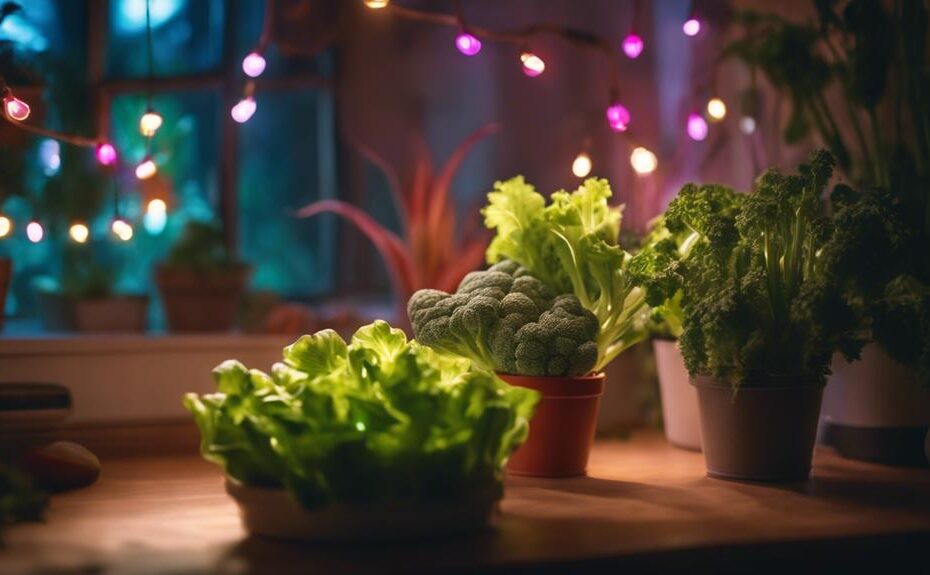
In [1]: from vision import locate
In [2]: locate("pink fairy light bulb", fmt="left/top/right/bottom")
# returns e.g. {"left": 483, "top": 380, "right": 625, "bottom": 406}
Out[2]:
{"left": 455, "top": 32, "right": 482, "bottom": 56}
{"left": 3, "top": 94, "right": 30, "bottom": 121}
{"left": 621, "top": 33, "right": 644, "bottom": 59}
{"left": 231, "top": 97, "right": 257, "bottom": 123}
{"left": 520, "top": 52, "right": 545, "bottom": 77}
{"left": 26, "top": 220, "right": 44, "bottom": 243}
{"left": 606, "top": 102, "right": 631, "bottom": 133}
{"left": 687, "top": 112, "right": 709, "bottom": 141}
{"left": 242, "top": 51, "right": 266, "bottom": 78}
{"left": 683, "top": 18, "right": 701, "bottom": 37}
{"left": 96, "top": 142, "right": 118, "bottom": 166}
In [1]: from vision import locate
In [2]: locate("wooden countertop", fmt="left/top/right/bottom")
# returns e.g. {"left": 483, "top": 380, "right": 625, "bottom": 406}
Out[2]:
{"left": 2, "top": 431, "right": 929, "bottom": 574}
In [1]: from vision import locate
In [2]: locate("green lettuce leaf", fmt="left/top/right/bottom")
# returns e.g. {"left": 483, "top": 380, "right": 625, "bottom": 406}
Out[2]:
{"left": 183, "top": 320, "right": 539, "bottom": 509}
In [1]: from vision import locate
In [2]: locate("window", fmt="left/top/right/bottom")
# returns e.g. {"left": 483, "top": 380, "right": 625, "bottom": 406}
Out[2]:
{"left": 0, "top": 0, "right": 338, "bottom": 327}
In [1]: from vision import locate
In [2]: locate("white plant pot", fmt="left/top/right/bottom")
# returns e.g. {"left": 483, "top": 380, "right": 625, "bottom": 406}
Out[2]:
{"left": 653, "top": 339, "right": 702, "bottom": 451}
{"left": 822, "top": 343, "right": 930, "bottom": 466}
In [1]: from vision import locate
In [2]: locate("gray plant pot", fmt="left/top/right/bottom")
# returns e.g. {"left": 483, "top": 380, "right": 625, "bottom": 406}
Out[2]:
{"left": 693, "top": 376, "right": 823, "bottom": 482}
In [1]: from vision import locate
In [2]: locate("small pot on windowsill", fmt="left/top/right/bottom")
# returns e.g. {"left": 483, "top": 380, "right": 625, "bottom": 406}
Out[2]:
{"left": 74, "top": 295, "right": 148, "bottom": 333}
{"left": 36, "top": 290, "right": 148, "bottom": 333}
{"left": 156, "top": 264, "right": 250, "bottom": 333}
{"left": 692, "top": 375, "right": 824, "bottom": 482}
{"left": 653, "top": 337, "right": 701, "bottom": 451}
{"left": 498, "top": 372, "right": 605, "bottom": 478}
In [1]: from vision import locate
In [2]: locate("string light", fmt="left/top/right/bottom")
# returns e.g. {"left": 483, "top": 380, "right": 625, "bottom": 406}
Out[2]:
{"left": 69, "top": 222, "right": 90, "bottom": 244}
{"left": 686, "top": 112, "right": 709, "bottom": 141}
{"left": 135, "top": 156, "right": 157, "bottom": 180}
{"left": 572, "top": 152, "right": 593, "bottom": 178}
{"left": 455, "top": 32, "right": 482, "bottom": 56}
{"left": 739, "top": 116, "right": 757, "bottom": 135}
{"left": 364, "top": 0, "right": 389, "bottom": 8}
{"left": 683, "top": 18, "right": 701, "bottom": 37}
{"left": 111, "top": 218, "right": 134, "bottom": 241}
{"left": 706, "top": 97, "right": 727, "bottom": 122}
{"left": 606, "top": 102, "right": 631, "bottom": 132}
{"left": 630, "top": 146, "right": 658, "bottom": 175}
{"left": 520, "top": 52, "right": 545, "bottom": 77}
{"left": 96, "top": 142, "right": 118, "bottom": 166}
{"left": 242, "top": 51, "right": 267, "bottom": 78}
{"left": 0, "top": 215, "right": 11, "bottom": 238}
{"left": 2, "top": 89, "right": 30, "bottom": 121}
{"left": 231, "top": 97, "right": 257, "bottom": 123}
{"left": 144, "top": 199, "right": 167, "bottom": 234}
{"left": 621, "top": 33, "right": 644, "bottom": 59}
{"left": 26, "top": 220, "right": 44, "bottom": 243}
{"left": 139, "top": 109, "right": 163, "bottom": 137}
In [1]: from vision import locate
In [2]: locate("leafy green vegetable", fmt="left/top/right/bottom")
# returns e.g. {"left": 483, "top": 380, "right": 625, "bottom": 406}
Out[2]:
{"left": 677, "top": 151, "right": 863, "bottom": 388}
{"left": 163, "top": 221, "right": 243, "bottom": 273}
{"left": 482, "top": 177, "right": 649, "bottom": 371}
{"left": 629, "top": 185, "right": 745, "bottom": 339}
{"left": 184, "top": 320, "right": 538, "bottom": 509}
{"left": 0, "top": 463, "right": 47, "bottom": 531}
{"left": 820, "top": 186, "right": 930, "bottom": 379}
{"left": 408, "top": 260, "right": 599, "bottom": 377}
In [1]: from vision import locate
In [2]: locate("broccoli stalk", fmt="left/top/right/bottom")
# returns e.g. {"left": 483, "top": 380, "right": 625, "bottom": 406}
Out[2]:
{"left": 408, "top": 261, "right": 599, "bottom": 377}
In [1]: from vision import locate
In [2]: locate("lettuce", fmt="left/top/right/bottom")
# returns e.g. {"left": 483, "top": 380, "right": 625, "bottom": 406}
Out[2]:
{"left": 184, "top": 321, "right": 538, "bottom": 509}
{"left": 483, "top": 176, "right": 649, "bottom": 370}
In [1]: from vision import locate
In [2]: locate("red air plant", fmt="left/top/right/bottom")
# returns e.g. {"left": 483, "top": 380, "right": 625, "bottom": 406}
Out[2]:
{"left": 297, "top": 124, "right": 499, "bottom": 320}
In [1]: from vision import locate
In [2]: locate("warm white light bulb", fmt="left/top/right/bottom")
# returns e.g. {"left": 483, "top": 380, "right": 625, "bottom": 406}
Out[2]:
{"left": 520, "top": 52, "right": 546, "bottom": 77}
{"left": 707, "top": 98, "right": 727, "bottom": 122}
{"left": 0, "top": 215, "right": 11, "bottom": 238}
{"left": 69, "top": 223, "right": 89, "bottom": 244}
{"left": 147, "top": 198, "right": 167, "bottom": 215}
{"left": 364, "top": 0, "right": 389, "bottom": 8}
{"left": 26, "top": 220, "right": 43, "bottom": 243}
{"left": 139, "top": 110, "right": 163, "bottom": 137}
{"left": 136, "top": 157, "right": 157, "bottom": 180}
{"left": 572, "top": 153, "right": 592, "bottom": 178}
{"left": 630, "top": 146, "right": 658, "bottom": 175}
{"left": 112, "top": 219, "right": 134, "bottom": 241}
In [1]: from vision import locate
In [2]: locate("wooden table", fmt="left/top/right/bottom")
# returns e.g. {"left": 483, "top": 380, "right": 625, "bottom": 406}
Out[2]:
{"left": 2, "top": 431, "right": 929, "bottom": 574}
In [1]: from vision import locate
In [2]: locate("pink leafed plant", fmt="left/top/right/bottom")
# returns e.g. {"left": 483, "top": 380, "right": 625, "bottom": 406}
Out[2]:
{"left": 296, "top": 124, "right": 500, "bottom": 317}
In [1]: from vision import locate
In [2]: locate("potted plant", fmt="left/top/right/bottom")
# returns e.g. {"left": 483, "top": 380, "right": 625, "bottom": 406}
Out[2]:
{"left": 817, "top": 186, "right": 930, "bottom": 465}
{"left": 676, "top": 151, "right": 863, "bottom": 482}
{"left": 727, "top": 0, "right": 930, "bottom": 465}
{"left": 629, "top": 185, "right": 745, "bottom": 451}
{"left": 411, "top": 177, "right": 649, "bottom": 477}
{"left": 184, "top": 320, "right": 537, "bottom": 541}
{"left": 35, "top": 243, "right": 148, "bottom": 333}
{"left": 156, "top": 221, "right": 249, "bottom": 332}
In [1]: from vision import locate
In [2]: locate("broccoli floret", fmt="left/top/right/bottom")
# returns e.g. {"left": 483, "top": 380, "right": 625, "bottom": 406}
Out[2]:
{"left": 408, "top": 260, "right": 599, "bottom": 377}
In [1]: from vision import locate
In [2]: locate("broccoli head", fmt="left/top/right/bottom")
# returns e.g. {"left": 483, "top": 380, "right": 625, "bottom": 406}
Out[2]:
{"left": 408, "top": 260, "right": 599, "bottom": 377}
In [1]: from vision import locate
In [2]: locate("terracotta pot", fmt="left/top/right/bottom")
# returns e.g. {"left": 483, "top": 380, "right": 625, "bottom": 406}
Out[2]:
{"left": 822, "top": 344, "right": 930, "bottom": 467}
{"left": 693, "top": 376, "right": 823, "bottom": 482}
{"left": 225, "top": 480, "right": 498, "bottom": 542}
{"left": 74, "top": 296, "right": 148, "bottom": 333}
{"left": 654, "top": 339, "right": 702, "bottom": 451}
{"left": 0, "top": 257, "right": 10, "bottom": 331}
{"left": 499, "top": 373, "right": 605, "bottom": 478}
{"left": 156, "top": 266, "right": 249, "bottom": 332}
{"left": 36, "top": 291, "right": 77, "bottom": 332}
